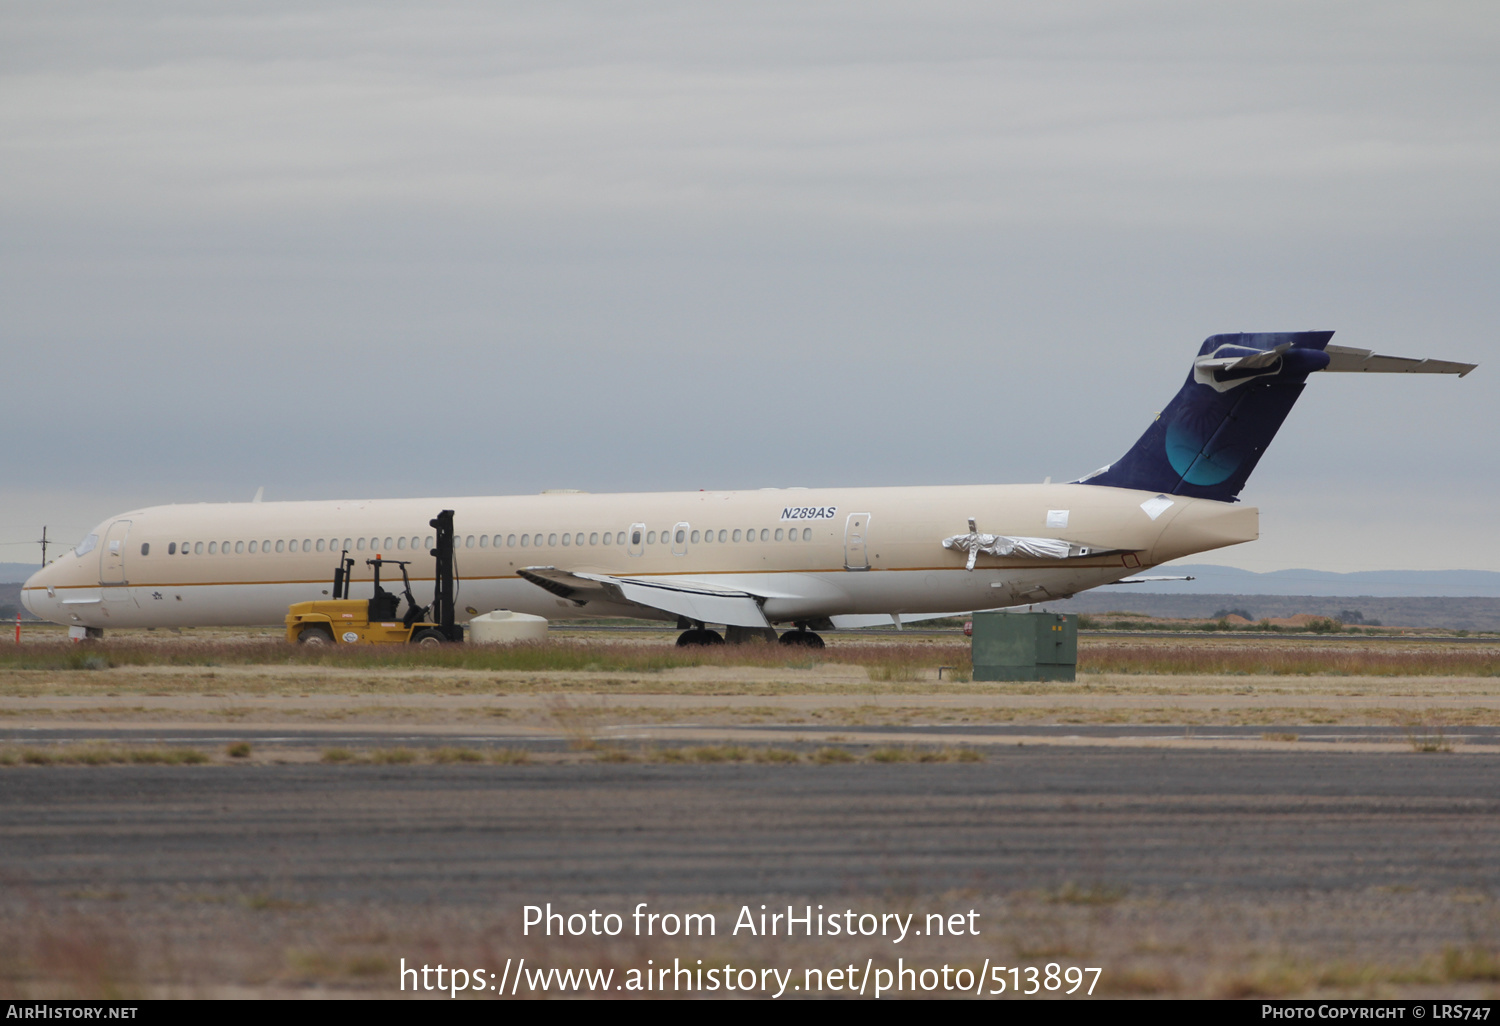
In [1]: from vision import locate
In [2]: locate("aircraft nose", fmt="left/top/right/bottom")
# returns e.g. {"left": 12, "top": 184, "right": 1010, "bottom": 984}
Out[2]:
{"left": 21, "top": 566, "right": 52, "bottom": 621}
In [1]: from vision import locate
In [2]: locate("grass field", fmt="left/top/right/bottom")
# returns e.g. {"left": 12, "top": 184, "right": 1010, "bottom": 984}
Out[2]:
{"left": 3, "top": 635, "right": 1498, "bottom": 678}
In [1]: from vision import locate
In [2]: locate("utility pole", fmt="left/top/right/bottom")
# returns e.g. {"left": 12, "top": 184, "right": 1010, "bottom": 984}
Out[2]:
{"left": 38, "top": 526, "right": 47, "bottom": 566}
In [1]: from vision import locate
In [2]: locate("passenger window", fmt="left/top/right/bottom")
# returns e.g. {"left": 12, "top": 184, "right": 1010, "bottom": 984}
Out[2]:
{"left": 356, "top": 538, "right": 366, "bottom": 550}
{"left": 533, "top": 534, "right": 543, "bottom": 547}
{"left": 315, "top": 539, "right": 324, "bottom": 552}
{"left": 690, "top": 530, "right": 700, "bottom": 543}
{"left": 676, "top": 530, "right": 686, "bottom": 544}
{"left": 302, "top": 539, "right": 311, "bottom": 551}
{"left": 168, "top": 542, "right": 177, "bottom": 555}
{"left": 192, "top": 542, "right": 202, "bottom": 554}
{"left": 275, "top": 540, "right": 285, "bottom": 553}
{"left": 561, "top": 533, "right": 571, "bottom": 546}
{"left": 575, "top": 533, "right": 584, "bottom": 546}
{"left": 235, "top": 540, "right": 244, "bottom": 553}
{"left": 717, "top": 530, "right": 726, "bottom": 542}
{"left": 520, "top": 534, "right": 530, "bottom": 547}
{"left": 388, "top": 538, "right": 398, "bottom": 550}
{"left": 589, "top": 533, "right": 598, "bottom": 545}
{"left": 424, "top": 537, "right": 432, "bottom": 549}
{"left": 603, "top": 532, "right": 612, "bottom": 545}
{"left": 141, "top": 543, "right": 150, "bottom": 556}
{"left": 732, "top": 530, "right": 741, "bottom": 542}
{"left": 631, "top": 531, "right": 642, "bottom": 545}
{"left": 492, "top": 535, "right": 501, "bottom": 547}
{"left": 647, "top": 532, "right": 656, "bottom": 545}
{"left": 802, "top": 528, "right": 811, "bottom": 541}
{"left": 291, "top": 540, "right": 301, "bottom": 553}
{"left": 548, "top": 533, "right": 558, "bottom": 546}
{"left": 775, "top": 528, "right": 784, "bottom": 541}
{"left": 209, "top": 542, "right": 218, "bottom": 554}
{"left": 760, "top": 529, "right": 769, "bottom": 542}
{"left": 506, "top": 534, "right": 516, "bottom": 547}
{"left": 248, "top": 541, "right": 257, "bottom": 553}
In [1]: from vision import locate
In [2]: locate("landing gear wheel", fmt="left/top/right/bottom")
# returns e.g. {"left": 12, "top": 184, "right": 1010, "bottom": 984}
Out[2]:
{"left": 411, "top": 628, "right": 447, "bottom": 646}
{"left": 676, "top": 629, "right": 725, "bottom": 647}
{"left": 779, "top": 630, "right": 825, "bottom": 649}
{"left": 298, "top": 625, "right": 335, "bottom": 646}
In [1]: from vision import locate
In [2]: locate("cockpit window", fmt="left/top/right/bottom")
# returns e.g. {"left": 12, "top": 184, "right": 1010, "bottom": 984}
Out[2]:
{"left": 74, "top": 533, "right": 99, "bottom": 557}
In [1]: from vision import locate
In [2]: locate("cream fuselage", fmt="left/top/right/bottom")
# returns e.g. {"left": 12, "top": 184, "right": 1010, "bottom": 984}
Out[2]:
{"left": 21, "top": 483, "right": 1257, "bottom": 630}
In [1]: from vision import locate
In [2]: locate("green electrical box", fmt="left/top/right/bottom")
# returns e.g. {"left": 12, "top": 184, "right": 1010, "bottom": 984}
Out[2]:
{"left": 970, "top": 611, "right": 1078, "bottom": 682}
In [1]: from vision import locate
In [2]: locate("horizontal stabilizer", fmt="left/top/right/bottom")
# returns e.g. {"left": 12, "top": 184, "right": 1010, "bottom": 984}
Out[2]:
{"left": 1105, "top": 575, "right": 1195, "bottom": 585}
{"left": 1322, "top": 345, "right": 1476, "bottom": 376}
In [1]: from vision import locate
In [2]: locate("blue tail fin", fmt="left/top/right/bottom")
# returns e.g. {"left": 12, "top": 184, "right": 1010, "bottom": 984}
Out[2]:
{"left": 1082, "top": 331, "right": 1335, "bottom": 502}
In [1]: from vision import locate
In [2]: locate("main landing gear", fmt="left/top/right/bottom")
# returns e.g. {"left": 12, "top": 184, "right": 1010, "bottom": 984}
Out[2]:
{"left": 676, "top": 621, "right": 825, "bottom": 648}
{"left": 778, "top": 626, "right": 825, "bottom": 649}
{"left": 675, "top": 627, "right": 725, "bottom": 647}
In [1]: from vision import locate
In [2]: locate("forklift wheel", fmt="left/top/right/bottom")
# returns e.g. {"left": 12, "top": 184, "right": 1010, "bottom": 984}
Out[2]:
{"left": 298, "top": 626, "right": 335, "bottom": 646}
{"left": 412, "top": 628, "right": 446, "bottom": 646}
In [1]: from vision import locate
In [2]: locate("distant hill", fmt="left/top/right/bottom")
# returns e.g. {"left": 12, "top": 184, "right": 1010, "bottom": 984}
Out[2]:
{"left": 1139, "top": 566, "right": 1500, "bottom": 598}
{"left": 0, "top": 584, "right": 36, "bottom": 621}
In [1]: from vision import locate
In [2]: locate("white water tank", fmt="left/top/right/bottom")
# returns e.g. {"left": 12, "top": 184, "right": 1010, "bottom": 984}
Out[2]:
{"left": 467, "top": 609, "right": 548, "bottom": 644}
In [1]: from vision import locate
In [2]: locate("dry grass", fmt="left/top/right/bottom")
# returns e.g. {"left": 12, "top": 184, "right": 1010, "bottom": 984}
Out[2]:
{"left": 429, "top": 747, "right": 484, "bottom": 764}
{"left": 1083, "top": 642, "right": 1500, "bottom": 677}
{"left": 869, "top": 746, "right": 984, "bottom": 763}
{"left": 0, "top": 745, "right": 209, "bottom": 766}
{"left": 6, "top": 637, "right": 1496, "bottom": 680}
{"left": 1400, "top": 718, "right": 1454, "bottom": 753}
{"left": 0, "top": 639, "right": 974, "bottom": 676}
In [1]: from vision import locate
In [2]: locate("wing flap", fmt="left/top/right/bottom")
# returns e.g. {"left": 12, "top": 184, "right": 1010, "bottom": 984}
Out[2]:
{"left": 518, "top": 567, "right": 772, "bottom": 628}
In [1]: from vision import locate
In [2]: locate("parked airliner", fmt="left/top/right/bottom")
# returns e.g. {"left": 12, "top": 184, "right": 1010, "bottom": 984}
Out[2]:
{"left": 22, "top": 332, "right": 1474, "bottom": 646}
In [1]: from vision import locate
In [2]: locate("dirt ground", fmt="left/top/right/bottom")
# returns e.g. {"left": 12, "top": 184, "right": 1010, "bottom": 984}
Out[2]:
{"left": 2, "top": 631, "right": 1498, "bottom": 999}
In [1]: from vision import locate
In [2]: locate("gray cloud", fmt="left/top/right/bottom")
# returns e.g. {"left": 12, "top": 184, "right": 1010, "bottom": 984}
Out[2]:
{"left": 2, "top": 2, "right": 1495, "bottom": 571}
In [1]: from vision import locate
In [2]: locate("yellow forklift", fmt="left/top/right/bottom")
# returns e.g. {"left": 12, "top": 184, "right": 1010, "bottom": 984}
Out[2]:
{"left": 285, "top": 510, "right": 464, "bottom": 646}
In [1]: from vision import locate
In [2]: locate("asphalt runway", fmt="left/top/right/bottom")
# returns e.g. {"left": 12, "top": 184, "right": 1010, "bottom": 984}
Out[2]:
{"left": 4, "top": 748, "right": 1499, "bottom": 903}
{"left": 6, "top": 723, "right": 1500, "bottom": 748}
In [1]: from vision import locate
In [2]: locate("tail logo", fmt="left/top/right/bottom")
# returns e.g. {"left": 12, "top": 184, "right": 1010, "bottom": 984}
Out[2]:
{"left": 1163, "top": 402, "right": 1244, "bottom": 486}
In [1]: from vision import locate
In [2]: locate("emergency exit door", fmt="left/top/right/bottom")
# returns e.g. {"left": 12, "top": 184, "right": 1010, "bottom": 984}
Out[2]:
{"left": 843, "top": 513, "right": 871, "bottom": 571}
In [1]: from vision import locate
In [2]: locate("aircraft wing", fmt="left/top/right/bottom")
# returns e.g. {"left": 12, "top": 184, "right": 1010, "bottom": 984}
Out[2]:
{"left": 1322, "top": 345, "right": 1476, "bottom": 376}
{"left": 517, "top": 567, "right": 773, "bottom": 627}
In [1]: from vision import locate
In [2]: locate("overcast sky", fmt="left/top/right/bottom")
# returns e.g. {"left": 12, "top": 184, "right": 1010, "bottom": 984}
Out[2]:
{"left": 2, "top": 1, "right": 1496, "bottom": 573}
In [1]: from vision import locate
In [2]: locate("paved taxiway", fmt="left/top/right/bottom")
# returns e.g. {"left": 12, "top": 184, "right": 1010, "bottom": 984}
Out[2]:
{"left": 4, "top": 749, "right": 1498, "bottom": 901}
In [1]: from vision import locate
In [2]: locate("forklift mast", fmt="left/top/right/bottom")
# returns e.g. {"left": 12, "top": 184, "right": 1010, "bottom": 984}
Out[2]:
{"left": 331, "top": 551, "right": 355, "bottom": 600}
{"left": 429, "top": 509, "right": 461, "bottom": 642}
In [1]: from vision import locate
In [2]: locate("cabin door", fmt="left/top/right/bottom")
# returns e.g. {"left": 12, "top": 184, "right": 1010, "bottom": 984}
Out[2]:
{"left": 100, "top": 520, "right": 131, "bottom": 585}
{"left": 843, "top": 513, "right": 871, "bottom": 571}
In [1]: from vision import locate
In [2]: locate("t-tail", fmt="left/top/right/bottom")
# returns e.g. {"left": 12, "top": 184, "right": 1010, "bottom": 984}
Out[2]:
{"left": 1079, "top": 331, "right": 1476, "bottom": 502}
